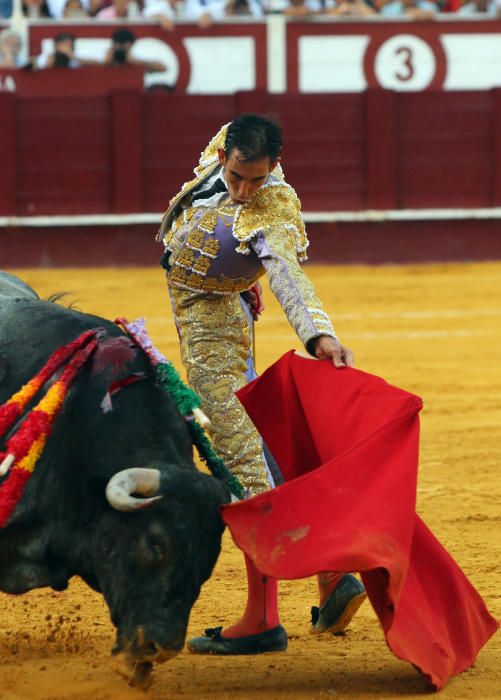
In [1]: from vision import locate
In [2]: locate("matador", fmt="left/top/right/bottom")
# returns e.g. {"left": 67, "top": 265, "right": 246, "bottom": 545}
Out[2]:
{"left": 157, "top": 114, "right": 366, "bottom": 654}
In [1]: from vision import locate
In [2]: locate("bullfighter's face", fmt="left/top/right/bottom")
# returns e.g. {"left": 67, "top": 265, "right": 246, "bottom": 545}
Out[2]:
{"left": 218, "top": 147, "right": 279, "bottom": 205}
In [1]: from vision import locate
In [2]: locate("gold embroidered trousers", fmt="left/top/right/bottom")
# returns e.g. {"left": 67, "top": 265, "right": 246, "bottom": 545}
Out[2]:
{"left": 168, "top": 285, "right": 271, "bottom": 496}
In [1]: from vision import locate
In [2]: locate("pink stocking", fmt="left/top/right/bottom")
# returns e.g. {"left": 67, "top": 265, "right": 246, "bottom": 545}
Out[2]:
{"left": 222, "top": 552, "right": 280, "bottom": 638}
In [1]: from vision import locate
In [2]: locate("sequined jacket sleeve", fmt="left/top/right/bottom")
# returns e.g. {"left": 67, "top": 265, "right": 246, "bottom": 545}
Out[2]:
{"left": 251, "top": 227, "right": 337, "bottom": 352}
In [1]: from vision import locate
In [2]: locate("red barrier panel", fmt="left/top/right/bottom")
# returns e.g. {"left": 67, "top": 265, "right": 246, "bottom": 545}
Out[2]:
{"left": 0, "top": 93, "right": 15, "bottom": 217}
{"left": 141, "top": 93, "right": 236, "bottom": 212}
{"left": 397, "top": 91, "right": 494, "bottom": 209}
{"left": 0, "top": 65, "right": 144, "bottom": 97}
{"left": 2, "top": 88, "right": 501, "bottom": 216}
{"left": 13, "top": 94, "right": 112, "bottom": 215}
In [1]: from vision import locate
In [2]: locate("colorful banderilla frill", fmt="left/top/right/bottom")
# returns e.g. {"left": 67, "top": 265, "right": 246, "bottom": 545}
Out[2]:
{"left": 114, "top": 317, "right": 244, "bottom": 500}
{"left": 0, "top": 330, "right": 98, "bottom": 527}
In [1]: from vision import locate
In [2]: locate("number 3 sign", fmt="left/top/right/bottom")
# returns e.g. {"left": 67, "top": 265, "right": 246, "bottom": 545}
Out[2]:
{"left": 364, "top": 33, "right": 446, "bottom": 91}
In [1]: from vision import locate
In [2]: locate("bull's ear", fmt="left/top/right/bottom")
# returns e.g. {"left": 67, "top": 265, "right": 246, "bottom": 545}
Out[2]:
{"left": 159, "top": 466, "right": 232, "bottom": 506}
{"left": 200, "top": 471, "right": 232, "bottom": 506}
{"left": 106, "top": 468, "right": 163, "bottom": 512}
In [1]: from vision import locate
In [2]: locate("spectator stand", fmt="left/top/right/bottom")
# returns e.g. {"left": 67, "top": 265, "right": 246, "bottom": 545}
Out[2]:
{"left": 2, "top": 11, "right": 501, "bottom": 92}
{"left": 1, "top": 9, "right": 501, "bottom": 264}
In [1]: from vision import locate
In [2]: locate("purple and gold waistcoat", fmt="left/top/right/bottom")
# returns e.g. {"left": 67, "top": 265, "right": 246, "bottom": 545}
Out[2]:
{"left": 165, "top": 198, "right": 265, "bottom": 294}
{"left": 157, "top": 124, "right": 309, "bottom": 295}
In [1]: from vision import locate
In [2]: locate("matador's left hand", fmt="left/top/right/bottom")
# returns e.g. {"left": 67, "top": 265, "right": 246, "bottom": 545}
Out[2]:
{"left": 312, "top": 335, "right": 354, "bottom": 368}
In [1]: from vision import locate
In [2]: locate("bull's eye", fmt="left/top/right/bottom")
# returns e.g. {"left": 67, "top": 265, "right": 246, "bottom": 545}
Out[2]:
{"left": 149, "top": 539, "right": 163, "bottom": 558}
{"left": 134, "top": 526, "right": 171, "bottom": 568}
{"left": 146, "top": 535, "right": 166, "bottom": 562}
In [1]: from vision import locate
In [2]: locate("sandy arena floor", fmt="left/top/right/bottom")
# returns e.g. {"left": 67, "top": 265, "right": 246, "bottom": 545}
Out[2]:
{"left": 0, "top": 263, "right": 499, "bottom": 700}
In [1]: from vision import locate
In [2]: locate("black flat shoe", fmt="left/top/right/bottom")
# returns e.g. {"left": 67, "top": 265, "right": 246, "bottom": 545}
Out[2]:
{"left": 187, "top": 625, "right": 288, "bottom": 655}
{"left": 311, "top": 574, "right": 367, "bottom": 635}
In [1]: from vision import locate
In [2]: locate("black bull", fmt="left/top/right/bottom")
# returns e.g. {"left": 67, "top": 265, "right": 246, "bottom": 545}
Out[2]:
{"left": 0, "top": 272, "right": 229, "bottom": 681}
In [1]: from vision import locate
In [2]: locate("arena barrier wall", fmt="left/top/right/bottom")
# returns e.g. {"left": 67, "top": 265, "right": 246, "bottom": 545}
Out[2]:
{"left": 2, "top": 88, "right": 501, "bottom": 217}
{"left": 2, "top": 15, "right": 501, "bottom": 265}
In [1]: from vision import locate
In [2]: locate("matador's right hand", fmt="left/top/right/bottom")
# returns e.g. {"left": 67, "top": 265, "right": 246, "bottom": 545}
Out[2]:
{"left": 312, "top": 335, "right": 354, "bottom": 368}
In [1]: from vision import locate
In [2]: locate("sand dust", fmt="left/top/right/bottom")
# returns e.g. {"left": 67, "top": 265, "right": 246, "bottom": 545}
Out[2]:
{"left": 0, "top": 263, "right": 499, "bottom": 699}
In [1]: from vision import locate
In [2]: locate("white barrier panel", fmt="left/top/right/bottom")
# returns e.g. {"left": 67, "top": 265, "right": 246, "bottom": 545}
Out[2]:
{"left": 2, "top": 17, "right": 500, "bottom": 94}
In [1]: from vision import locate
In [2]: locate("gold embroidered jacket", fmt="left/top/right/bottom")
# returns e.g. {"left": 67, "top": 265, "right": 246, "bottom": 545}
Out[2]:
{"left": 157, "top": 124, "right": 337, "bottom": 349}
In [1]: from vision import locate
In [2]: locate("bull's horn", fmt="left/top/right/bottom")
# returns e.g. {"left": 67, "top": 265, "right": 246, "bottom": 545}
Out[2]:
{"left": 106, "top": 468, "right": 163, "bottom": 512}
{"left": 0, "top": 453, "right": 15, "bottom": 477}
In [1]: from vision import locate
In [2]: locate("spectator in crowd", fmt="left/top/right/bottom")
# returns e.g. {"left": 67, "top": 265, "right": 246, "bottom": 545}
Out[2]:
{"left": 364, "top": 0, "right": 391, "bottom": 10}
{"left": 104, "top": 28, "right": 167, "bottom": 71}
{"left": 95, "top": 0, "right": 137, "bottom": 18}
{"left": 143, "top": 0, "right": 177, "bottom": 28}
{"left": 268, "top": 0, "right": 332, "bottom": 16}
{"left": 0, "top": 28, "right": 22, "bottom": 67}
{"left": 381, "top": 0, "right": 438, "bottom": 17}
{"left": 182, "top": 0, "right": 227, "bottom": 26}
{"left": 37, "top": 32, "right": 99, "bottom": 68}
{"left": 224, "top": 0, "right": 264, "bottom": 16}
{"left": 62, "top": 0, "right": 91, "bottom": 16}
{"left": 458, "top": 0, "right": 497, "bottom": 14}
{"left": 283, "top": 0, "right": 312, "bottom": 14}
{"left": 183, "top": 0, "right": 263, "bottom": 25}
{"left": 323, "top": 0, "right": 375, "bottom": 15}
{"left": 281, "top": 0, "right": 319, "bottom": 14}
{"left": 46, "top": 0, "right": 99, "bottom": 18}
{"left": 438, "top": 0, "right": 461, "bottom": 10}
{"left": 96, "top": 0, "right": 175, "bottom": 30}
{"left": 23, "top": 0, "right": 53, "bottom": 17}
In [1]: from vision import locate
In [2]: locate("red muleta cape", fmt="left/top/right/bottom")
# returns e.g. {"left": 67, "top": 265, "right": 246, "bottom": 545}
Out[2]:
{"left": 221, "top": 351, "right": 499, "bottom": 690}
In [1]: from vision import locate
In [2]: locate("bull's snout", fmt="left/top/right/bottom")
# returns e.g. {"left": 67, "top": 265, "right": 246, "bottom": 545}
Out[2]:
{"left": 130, "top": 626, "right": 181, "bottom": 663}
{"left": 112, "top": 626, "right": 181, "bottom": 689}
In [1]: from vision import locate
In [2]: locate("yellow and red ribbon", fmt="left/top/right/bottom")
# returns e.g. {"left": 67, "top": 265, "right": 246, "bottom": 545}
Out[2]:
{"left": 0, "top": 331, "right": 98, "bottom": 527}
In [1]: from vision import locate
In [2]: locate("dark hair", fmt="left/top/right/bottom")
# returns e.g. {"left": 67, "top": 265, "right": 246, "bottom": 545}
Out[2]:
{"left": 22, "top": 0, "right": 51, "bottom": 17}
{"left": 112, "top": 29, "right": 136, "bottom": 45}
{"left": 54, "top": 32, "right": 76, "bottom": 46}
{"left": 224, "top": 114, "right": 282, "bottom": 163}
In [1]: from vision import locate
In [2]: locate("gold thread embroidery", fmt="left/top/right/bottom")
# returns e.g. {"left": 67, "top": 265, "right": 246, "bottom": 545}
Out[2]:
{"left": 232, "top": 182, "right": 309, "bottom": 259}
{"left": 192, "top": 256, "right": 211, "bottom": 275}
{"left": 171, "top": 265, "right": 189, "bottom": 285}
{"left": 169, "top": 286, "right": 271, "bottom": 495}
{"left": 203, "top": 277, "right": 220, "bottom": 292}
{"left": 198, "top": 210, "right": 219, "bottom": 234}
{"left": 187, "top": 273, "right": 204, "bottom": 289}
{"left": 177, "top": 249, "right": 196, "bottom": 268}
{"left": 184, "top": 206, "right": 196, "bottom": 225}
{"left": 203, "top": 238, "right": 220, "bottom": 257}
{"left": 187, "top": 230, "right": 205, "bottom": 250}
{"left": 195, "top": 124, "right": 229, "bottom": 175}
{"left": 169, "top": 270, "right": 263, "bottom": 295}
